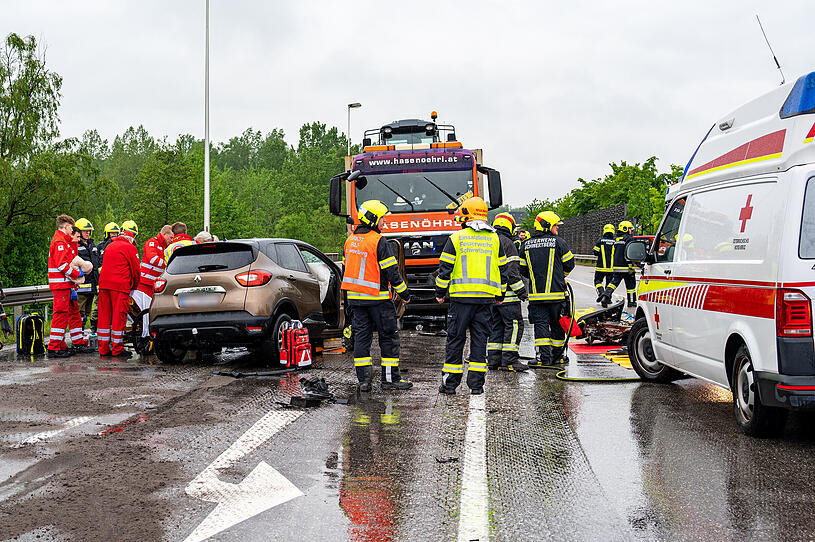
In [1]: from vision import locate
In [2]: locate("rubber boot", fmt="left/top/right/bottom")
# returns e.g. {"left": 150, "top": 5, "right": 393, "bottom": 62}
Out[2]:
{"left": 487, "top": 351, "right": 501, "bottom": 370}
{"left": 627, "top": 293, "right": 637, "bottom": 308}
{"left": 381, "top": 367, "right": 413, "bottom": 390}
{"left": 527, "top": 347, "right": 544, "bottom": 368}
{"left": 601, "top": 294, "right": 610, "bottom": 308}
{"left": 357, "top": 365, "right": 373, "bottom": 392}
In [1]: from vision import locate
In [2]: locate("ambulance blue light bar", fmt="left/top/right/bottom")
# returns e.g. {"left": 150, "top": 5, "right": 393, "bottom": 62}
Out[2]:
{"left": 780, "top": 71, "right": 815, "bottom": 119}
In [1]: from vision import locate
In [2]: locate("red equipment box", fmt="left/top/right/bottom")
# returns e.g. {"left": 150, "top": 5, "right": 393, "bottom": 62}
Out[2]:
{"left": 279, "top": 327, "right": 312, "bottom": 368}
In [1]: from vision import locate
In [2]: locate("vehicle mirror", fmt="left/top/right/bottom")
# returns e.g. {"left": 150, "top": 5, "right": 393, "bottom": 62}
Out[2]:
{"left": 329, "top": 175, "right": 344, "bottom": 216}
{"left": 362, "top": 137, "right": 371, "bottom": 147}
{"left": 485, "top": 168, "right": 503, "bottom": 209}
{"left": 348, "top": 169, "right": 361, "bottom": 181}
{"left": 355, "top": 176, "right": 368, "bottom": 190}
{"left": 447, "top": 132, "right": 456, "bottom": 142}
{"left": 625, "top": 241, "right": 647, "bottom": 262}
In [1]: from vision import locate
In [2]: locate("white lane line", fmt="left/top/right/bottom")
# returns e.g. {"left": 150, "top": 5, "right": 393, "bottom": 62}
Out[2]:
{"left": 458, "top": 393, "right": 489, "bottom": 542}
{"left": 10, "top": 416, "right": 94, "bottom": 448}
{"left": 183, "top": 409, "right": 304, "bottom": 542}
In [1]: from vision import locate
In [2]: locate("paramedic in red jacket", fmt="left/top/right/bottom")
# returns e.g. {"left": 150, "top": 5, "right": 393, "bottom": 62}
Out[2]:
{"left": 48, "top": 215, "right": 92, "bottom": 357}
{"left": 97, "top": 220, "right": 140, "bottom": 357}
{"left": 131, "top": 224, "right": 172, "bottom": 339}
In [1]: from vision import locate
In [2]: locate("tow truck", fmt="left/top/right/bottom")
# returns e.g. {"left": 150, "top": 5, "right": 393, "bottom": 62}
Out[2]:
{"left": 329, "top": 113, "right": 503, "bottom": 328}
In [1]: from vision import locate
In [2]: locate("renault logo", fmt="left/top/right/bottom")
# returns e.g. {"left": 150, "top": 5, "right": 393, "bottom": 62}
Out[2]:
{"left": 194, "top": 274, "right": 201, "bottom": 284}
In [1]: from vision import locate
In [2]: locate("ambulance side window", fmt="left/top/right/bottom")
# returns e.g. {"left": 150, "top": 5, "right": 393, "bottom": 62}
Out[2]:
{"left": 655, "top": 198, "right": 686, "bottom": 263}
{"left": 800, "top": 178, "right": 815, "bottom": 258}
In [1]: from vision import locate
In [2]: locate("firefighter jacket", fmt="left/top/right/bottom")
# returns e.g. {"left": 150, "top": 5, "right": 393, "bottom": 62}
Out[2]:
{"left": 612, "top": 232, "right": 635, "bottom": 272}
{"left": 593, "top": 232, "right": 616, "bottom": 273}
{"left": 138, "top": 234, "right": 168, "bottom": 295}
{"left": 434, "top": 221, "right": 509, "bottom": 304}
{"left": 164, "top": 233, "right": 195, "bottom": 262}
{"left": 519, "top": 230, "right": 575, "bottom": 302}
{"left": 341, "top": 225, "right": 410, "bottom": 305}
{"left": 48, "top": 230, "right": 82, "bottom": 291}
{"left": 97, "top": 237, "right": 115, "bottom": 272}
{"left": 495, "top": 226, "right": 528, "bottom": 303}
{"left": 76, "top": 237, "right": 99, "bottom": 295}
{"left": 99, "top": 236, "right": 140, "bottom": 294}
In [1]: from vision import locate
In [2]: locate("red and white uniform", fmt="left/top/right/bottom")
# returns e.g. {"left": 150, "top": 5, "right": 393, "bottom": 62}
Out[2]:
{"left": 47, "top": 230, "right": 87, "bottom": 351}
{"left": 132, "top": 234, "right": 168, "bottom": 337}
{"left": 97, "top": 236, "right": 140, "bottom": 356}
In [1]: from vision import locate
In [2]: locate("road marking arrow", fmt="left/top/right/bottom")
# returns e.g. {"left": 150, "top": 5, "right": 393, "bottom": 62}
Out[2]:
{"left": 183, "top": 410, "right": 304, "bottom": 542}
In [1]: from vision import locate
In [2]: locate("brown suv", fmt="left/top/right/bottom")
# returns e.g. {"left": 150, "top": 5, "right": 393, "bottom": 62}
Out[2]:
{"left": 149, "top": 238, "right": 344, "bottom": 364}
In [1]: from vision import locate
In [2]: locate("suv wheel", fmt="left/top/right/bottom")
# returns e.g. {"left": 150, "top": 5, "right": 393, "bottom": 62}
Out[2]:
{"left": 732, "top": 344, "right": 787, "bottom": 437}
{"left": 155, "top": 339, "right": 187, "bottom": 364}
{"left": 258, "top": 313, "right": 293, "bottom": 366}
{"left": 627, "top": 318, "right": 679, "bottom": 383}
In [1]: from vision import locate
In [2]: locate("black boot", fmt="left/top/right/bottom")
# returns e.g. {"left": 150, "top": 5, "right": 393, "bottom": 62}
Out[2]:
{"left": 487, "top": 351, "right": 501, "bottom": 371}
{"left": 601, "top": 294, "right": 610, "bottom": 308}
{"left": 627, "top": 293, "right": 637, "bottom": 308}
{"left": 357, "top": 365, "right": 373, "bottom": 392}
{"left": 381, "top": 367, "right": 413, "bottom": 390}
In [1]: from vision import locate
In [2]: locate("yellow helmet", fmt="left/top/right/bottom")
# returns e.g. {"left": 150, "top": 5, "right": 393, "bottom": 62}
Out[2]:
{"left": 618, "top": 220, "right": 635, "bottom": 233}
{"left": 104, "top": 222, "right": 120, "bottom": 236}
{"left": 534, "top": 210, "right": 563, "bottom": 232}
{"left": 121, "top": 220, "right": 139, "bottom": 236}
{"left": 492, "top": 212, "right": 516, "bottom": 234}
{"left": 75, "top": 218, "right": 94, "bottom": 231}
{"left": 358, "top": 200, "right": 389, "bottom": 227}
{"left": 455, "top": 197, "right": 489, "bottom": 223}
{"left": 603, "top": 223, "right": 615, "bottom": 235}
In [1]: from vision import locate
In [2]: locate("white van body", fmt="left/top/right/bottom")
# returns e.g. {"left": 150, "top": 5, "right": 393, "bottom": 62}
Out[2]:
{"left": 632, "top": 71, "right": 815, "bottom": 433}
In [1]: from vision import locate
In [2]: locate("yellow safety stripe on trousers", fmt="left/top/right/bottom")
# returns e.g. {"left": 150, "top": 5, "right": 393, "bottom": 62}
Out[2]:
{"left": 595, "top": 283, "right": 604, "bottom": 288}
{"left": 348, "top": 291, "right": 391, "bottom": 301}
{"left": 561, "top": 251, "right": 574, "bottom": 262}
{"left": 379, "top": 256, "right": 397, "bottom": 269}
{"left": 439, "top": 252, "right": 456, "bottom": 264}
{"left": 550, "top": 337, "right": 566, "bottom": 347}
{"left": 468, "top": 361, "right": 488, "bottom": 372}
{"left": 435, "top": 276, "right": 450, "bottom": 288}
{"left": 626, "top": 288, "right": 637, "bottom": 294}
{"left": 502, "top": 343, "right": 519, "bottom": 352}
{"left": 487, "top": 342, "right": 502, "bottom": 351}
{"left": 510, "top": 320, "right": 518, "bottom": 348}
{"left": 354, "top": 357, "right": 373, "bottom": 367}
{"left": 535, "top": 337, "right": 553, "bottom": 346}
{"left": 393, "top": 281, "right": 407, "bottom": 293}
{"left": 381, "top": 357, "right": 399, "bottom": 367}
{"left": 442, "top": 363, "right": 464, "bottom": 373}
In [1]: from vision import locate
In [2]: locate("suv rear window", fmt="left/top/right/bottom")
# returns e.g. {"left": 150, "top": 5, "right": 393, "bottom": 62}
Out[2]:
{"left": 165, "top": 243, "right": 255, "bottom": 275}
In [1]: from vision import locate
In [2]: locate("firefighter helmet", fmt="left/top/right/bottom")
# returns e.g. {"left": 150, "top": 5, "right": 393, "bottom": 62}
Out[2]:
{"left": 618, "top": 220, "right": 635, "bottom": 233}
{"left": 603, "top": 223, "right": 615, "bottom": 235}
{"left": 358, "top": 200, "right": 390, "bottom": 227}
{"left": 455, "top": 197, "right": 489, "bottom": 223}
{"left": 534, "top": 210, "right": 563, "bottom": 232}
{"left": 104, "top": 222, "right": 120, "bottom": 237}
{"left": 121, "top": 220, "right": 139, "bottom": 237}
{"left": 492, "top": 212, "right": 516, "bottom": 234}
{"left": 75, "top": 218, "right": 94, "bottom": 231}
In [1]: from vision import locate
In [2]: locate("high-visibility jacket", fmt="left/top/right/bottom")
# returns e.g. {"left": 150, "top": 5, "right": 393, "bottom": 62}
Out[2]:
{"left": 99, "top": 237, "right": 140, "bottom": 294}
{"left": 48, "top": 230, "right": 82, "bottom": 291}
{"left": 519, "top": 230, "right": 575, "bottom": 302}
{"left": 496, "top": 226, "right": 527, "bottom": 303}
{"left": 435, "top": 223, "right": 508, "bottom": 303}
{"left": 137, "top": 234, "right": 168, "bottom": 294}
{"left": 342, "top": 226, "right": 410, "bottom": 305}
{"left": 593, "top": 233, "right": 616, "bottom": 273}
{"left": 76, "top": 237, "right": 99, "bottom": 295}
{"left": 612, "top": 232, "right": 635, "bottom": 272}
{"left": 164, "top": 233, "right": 195, "bottom": 262}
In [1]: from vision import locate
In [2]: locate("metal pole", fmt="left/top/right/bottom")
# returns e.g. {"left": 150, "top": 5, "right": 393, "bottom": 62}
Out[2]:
{"left": 347, "top": 106, "right": 351, "bottom": 156}
{"left": 204, "top": 0, "right": 211, "bottom": 232}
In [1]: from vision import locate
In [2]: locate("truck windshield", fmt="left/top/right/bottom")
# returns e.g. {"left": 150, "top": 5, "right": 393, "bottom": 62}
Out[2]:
{"left": 356, "top": 170, "right": 474, "bottom": 213}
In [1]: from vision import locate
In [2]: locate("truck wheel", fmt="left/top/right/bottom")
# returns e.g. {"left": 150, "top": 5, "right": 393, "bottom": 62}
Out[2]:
{"left": 627, "top": 318, "right": 679, "bottom": 383}
{"left": 732, "top": 345, "right": 787, "bottom": 437}
{"left": 155, "top": 339, "right": 187, "bottom": 364}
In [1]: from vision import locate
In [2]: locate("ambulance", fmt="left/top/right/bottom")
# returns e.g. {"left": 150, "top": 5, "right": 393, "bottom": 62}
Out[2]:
{"left": 626, "top": 70, "right": 815, "bottom": 437}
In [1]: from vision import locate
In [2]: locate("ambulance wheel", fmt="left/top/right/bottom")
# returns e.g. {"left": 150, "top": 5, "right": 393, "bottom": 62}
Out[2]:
{"left": 155, "top": 339, "right": 186, "bottom": 364}
{"left": 627, "top": 318, "right": 678, "bottom": 383}
{"left": 732, "top": 345, "right": 787, "bottom": 437}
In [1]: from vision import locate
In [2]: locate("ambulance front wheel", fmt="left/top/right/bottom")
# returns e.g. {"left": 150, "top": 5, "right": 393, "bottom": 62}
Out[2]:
{"left": 627, "top": 318, "right": 679, "bottom": 383}
{"left": 732, "top": 345, "right": 787, "bottom": 438}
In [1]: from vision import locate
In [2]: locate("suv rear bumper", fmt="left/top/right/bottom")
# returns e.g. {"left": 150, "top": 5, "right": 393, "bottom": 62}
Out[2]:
{"left": 151, "top": 311, "right": 270, "bottom": 349}
{"left": 755, "top": 371, "right": 815, "bottom": 410}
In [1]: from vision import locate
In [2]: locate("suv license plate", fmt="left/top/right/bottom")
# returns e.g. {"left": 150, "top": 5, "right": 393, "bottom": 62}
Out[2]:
{"left": 178, "top": 293, "right": 222, "bottom": 308}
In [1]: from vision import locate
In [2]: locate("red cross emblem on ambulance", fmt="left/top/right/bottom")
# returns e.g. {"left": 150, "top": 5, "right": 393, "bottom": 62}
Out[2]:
{"left": 739, "top": 194, "right": 754, "bottom": 233}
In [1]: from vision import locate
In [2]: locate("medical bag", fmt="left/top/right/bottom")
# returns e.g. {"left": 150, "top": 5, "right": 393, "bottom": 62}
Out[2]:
{"left": 16, "top": 313, "right": 45, "bottom": 355}
{"left": 279, "top": 321, "right": 312, "bottom": 369}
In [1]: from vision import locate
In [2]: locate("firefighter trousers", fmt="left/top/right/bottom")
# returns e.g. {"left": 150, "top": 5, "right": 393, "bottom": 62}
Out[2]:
{"left": 441, "top": 301, "right": 491, "bottom": 390}
{"left": 594, "top": 270, "right": 614, "bottom": 297}
{"left": 351, "top": 302, "right": 403, "bottom": 383}
{"left": 606, "top": 272, "right": 637, "bottom": 305}
{"left": 97, "top": 289, "right": 130, "bottom": 356}
{"left": 77, "top": 294, "right": 95, "bottom": 329}
{"left": 528, "top": 301, "right": 565, "bottom": 364}
{"left": 48, "top": 291, "right": 87, "bottom": 351}
{"left": 487, "top": 302, "right": 524, "bottom": 368}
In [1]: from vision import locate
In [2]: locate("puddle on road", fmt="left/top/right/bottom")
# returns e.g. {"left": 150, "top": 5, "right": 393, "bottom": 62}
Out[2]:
{"left": 0, "top": 367, "right": 50, "bottom": 386}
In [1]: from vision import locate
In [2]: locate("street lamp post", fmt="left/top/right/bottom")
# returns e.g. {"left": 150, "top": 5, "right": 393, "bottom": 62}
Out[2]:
{"left": 347, "top": 102, "right": 361, "bottom": 156}
{"left": 203, "top": 0, "right": 211, "bottom": 232}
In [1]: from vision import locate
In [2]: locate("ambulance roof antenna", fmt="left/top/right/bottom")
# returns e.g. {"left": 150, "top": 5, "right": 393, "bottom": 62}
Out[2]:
{"left": 756, "top": 14, "right": 785, "bottom": 86}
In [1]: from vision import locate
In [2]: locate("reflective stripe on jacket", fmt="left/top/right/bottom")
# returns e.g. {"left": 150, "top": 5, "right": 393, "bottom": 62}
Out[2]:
{"left": 435, "top": 224, "right": 508, "bottom": 301}
{"left": 48, "top": 230, "right": 82, "bottom": 291}
{"left": 612, "top": 232, "right": 635, "bottom": 272}
{"left": 138, "top": 234, "right": 167, "bottom": 294}
{"left": 593, "top": 234, "right": 615, "bottom": 273}
{"left": 519, "top": 231, "right": 574, "bottom": 302}
{"left": 496, "top": 226, "right": 527, "bottom": 303}
{"left": 164, "top": 234, "right": 195, "bottom": 262}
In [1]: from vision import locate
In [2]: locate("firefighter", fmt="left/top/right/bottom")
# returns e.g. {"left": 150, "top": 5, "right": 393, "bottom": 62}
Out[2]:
{"left": 132, "top": 225, "right": 173, "bottom": 340}
{"left": 47, "top": 215, "right": 93, "bottom": 357}
{"left": 519, "top": 211, "right": 575, "bottom": 367}
{"left": 341, "top": 200, "right": 412, "bottom": 392}
{"left": 593, "top": 223, "right": 616, "bottom": 304}
{"left": 164, "top": 222, "right": 195, "bottom": 262}
{"left": 74, "top": 218, "right": 99, "bottom": 329}
{"left": 90, "top": 222, "right": 119, "bottom": 332}
{"left": 602, "top": 220, "right": 637, "bottom": 308}
{"left": 97, "top": 220, "right": 140, "bottom": 357}
{"left": 487, "top": 212, "right": 529, "bottom": 372}
{"left": 435, "top": 197, "right": 509, "bottom": 395}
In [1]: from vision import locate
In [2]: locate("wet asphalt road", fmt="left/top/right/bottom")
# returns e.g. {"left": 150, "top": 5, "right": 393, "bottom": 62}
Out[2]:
{"left": 2, "top": 265, "right": 815, "bottom": 541}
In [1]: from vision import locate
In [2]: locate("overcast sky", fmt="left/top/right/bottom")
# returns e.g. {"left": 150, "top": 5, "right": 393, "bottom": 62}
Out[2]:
{"left": 3, "top": 0, "right": 814, "bottom": 206}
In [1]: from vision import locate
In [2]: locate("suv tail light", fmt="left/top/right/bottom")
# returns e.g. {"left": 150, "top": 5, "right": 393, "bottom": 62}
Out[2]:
{"left": 235, "top": 270, "right": 273, "bottom": 287}
{"left": 776, "top": 288, "right": 812, "bottom": 337}
{"left": 154, "top": 278, "right": 167, "bottom": 293}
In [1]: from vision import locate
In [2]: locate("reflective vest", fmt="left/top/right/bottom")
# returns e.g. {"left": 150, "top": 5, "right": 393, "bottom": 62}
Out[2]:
{"left": 342, "top": 231, "right": 386, "bottom": 299}
{"left": 164, "top": 234, "right": 195, "bottom": 262}
{"left": 448, "top": 229, "right": 503, "bottom": 298}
